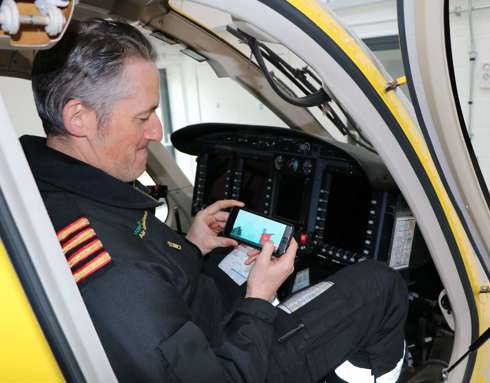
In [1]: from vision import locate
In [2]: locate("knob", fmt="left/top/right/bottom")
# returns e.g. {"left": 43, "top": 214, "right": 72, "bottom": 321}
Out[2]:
{"left": 287, "top": 158, "right": 299, "bottom": 172}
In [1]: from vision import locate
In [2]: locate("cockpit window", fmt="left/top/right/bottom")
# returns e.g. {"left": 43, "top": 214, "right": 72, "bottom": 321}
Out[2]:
{"left": 0, "top": 77, "right": 44, "bottom": 137}
{"left": 152, "top": 34, "right": 287, "bottom": 183}
{"left": 166, "top": 0, "right": 409, "bottom": 157}
{"left": 162, "top": 0, "right": 410, "bottom": 180}
{"left": 168, "top": 0, "right": 350, "bottom": 142}
{"left": 448, "top": 0, "right": 490, "bottom": 194}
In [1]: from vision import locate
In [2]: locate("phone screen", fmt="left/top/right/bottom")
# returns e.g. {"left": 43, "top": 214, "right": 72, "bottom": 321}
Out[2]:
{"left": 229, "top": 209, "right": 288, "bottom": 249}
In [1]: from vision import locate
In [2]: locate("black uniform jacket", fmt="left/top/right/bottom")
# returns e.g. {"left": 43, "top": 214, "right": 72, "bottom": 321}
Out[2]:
{"left": 22, "top": 136, "right": 278, "bottom": 383}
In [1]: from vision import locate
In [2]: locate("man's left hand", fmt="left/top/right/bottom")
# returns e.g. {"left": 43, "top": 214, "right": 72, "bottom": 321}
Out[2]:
{"left": 186, "top": 199, "right": 244, "bottom": 255}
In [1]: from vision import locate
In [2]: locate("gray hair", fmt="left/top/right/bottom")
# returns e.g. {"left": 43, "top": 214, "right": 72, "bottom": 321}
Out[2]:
{"left": 32, "top": 19, "right": 156, "bottom": 136}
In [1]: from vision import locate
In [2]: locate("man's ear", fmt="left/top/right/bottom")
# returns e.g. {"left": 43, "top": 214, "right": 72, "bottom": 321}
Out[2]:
{"left": 62, "top": 99, "right": 97, "bottom": 138}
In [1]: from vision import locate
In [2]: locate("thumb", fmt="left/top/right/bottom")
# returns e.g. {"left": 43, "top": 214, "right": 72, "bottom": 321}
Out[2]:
{"left": 256, "top": 241, "right": 274, "bottom": 266}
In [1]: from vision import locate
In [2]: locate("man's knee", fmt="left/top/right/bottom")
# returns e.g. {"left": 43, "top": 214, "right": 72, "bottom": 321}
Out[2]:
{"left": 375, "top": 262, "right": 408, "bottom": 313}
{"left": 366, "top": 261, "right": 408, "bottom": 318}
{"left": 338, "top": 260, "right": 406, "bottom": 294}
{"left": 336, "top": 261, "right": 409, "bottom": 325}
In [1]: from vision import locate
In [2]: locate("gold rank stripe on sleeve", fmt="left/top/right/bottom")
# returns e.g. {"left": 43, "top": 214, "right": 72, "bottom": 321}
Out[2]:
{"left": 73, "top": 251, "right": 112, "bottom": 284}
{"left": 57, "top": 217, "right": 113, "bottom": 284}
{"left": 67, "top": 239, "right": 103, "bottom": 268}
{"left": 57, "top": 217, "right": 90, "bottom": 242}
{"left": 62, "top": 227, "right": 96, "bottom": 254}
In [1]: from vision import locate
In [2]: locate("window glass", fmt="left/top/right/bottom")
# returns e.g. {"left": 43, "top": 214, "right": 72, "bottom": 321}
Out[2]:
{"left": 163, "top": 1, "right": 407, "bottom": 180}
{"left": 370, "top": 48, "right": 406, "bottom": 91}
{"left": 137, "top": 172, "right": 169, "bottom": 223}
{"left": 154, "top": 44, "right": 288, "bottom": 184}
{"left": 0, "top": 77, "right": 44, "bottom": 137}
{"left": 448, "top": 0, "right": 490, "bottom": 189}
{"left": 137, "top": 171, "right": 156, "bottom": 186}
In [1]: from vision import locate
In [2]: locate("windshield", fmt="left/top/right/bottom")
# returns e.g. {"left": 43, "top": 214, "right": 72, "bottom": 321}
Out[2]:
{"left": 168, "top": 0, "right": 407, "bottom": 145}
{"left": 161, "top": 0, "right": 411, "bottom": 180}
{"left": 448, "top": 0, "right": 490, "bottom": 197}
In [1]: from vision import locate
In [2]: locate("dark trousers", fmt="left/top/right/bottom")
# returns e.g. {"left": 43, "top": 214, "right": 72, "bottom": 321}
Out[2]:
{"left": 198, "top": 258, "right": 408, "bottom": 382}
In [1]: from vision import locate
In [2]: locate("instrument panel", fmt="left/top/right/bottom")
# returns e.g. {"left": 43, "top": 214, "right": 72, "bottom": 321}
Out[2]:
{"left": 172, "top": 123, "right": 412, "bottom": 267}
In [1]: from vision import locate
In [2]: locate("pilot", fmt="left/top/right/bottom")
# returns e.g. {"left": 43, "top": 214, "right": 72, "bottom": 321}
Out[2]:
{"left": 22, "top": 19, "right": 408, "bottom": 383}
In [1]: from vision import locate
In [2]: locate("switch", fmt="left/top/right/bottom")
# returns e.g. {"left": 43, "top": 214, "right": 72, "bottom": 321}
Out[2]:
{"left": 300, "top": 232, "right": 308, "bottom": 246}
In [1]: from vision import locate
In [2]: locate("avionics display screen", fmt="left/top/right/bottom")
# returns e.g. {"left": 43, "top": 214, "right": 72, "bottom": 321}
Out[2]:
{"left": 273, "top": 174, "right": 310, "bottom": 224}
{"left": 239, "top": 157, "right": 272, "bottom": 211}
{"left": 230, "top": 209, "right": 287, "bottom": 249}
{"left": 323, "top": 172, "right": 372, "bottom": 253}
{"left": 203, "top": 153, "right": 232, "bottom": 205}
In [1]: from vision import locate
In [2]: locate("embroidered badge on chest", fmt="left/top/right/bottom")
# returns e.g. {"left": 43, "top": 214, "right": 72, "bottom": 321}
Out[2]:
{"left": 166, "top": 241, "right": 182, "bottom": 250}
{"left": 133, "top": 211, "right": 149, "bottom": 239}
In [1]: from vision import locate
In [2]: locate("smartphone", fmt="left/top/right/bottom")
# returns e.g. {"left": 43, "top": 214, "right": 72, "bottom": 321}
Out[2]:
{"left": 224, "top": 207, "right": 295, "bottom": 255}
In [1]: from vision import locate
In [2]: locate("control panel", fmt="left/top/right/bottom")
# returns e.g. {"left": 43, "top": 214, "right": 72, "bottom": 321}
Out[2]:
{"left": 172, "top": 123, "right": 405, "bottom": 266}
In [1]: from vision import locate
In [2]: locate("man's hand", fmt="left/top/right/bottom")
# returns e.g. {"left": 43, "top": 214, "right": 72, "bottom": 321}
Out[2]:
{"left": 245, "top": 239, "right": 297, "bottom": 302}
{"left": 186, "top": 199, "right": 244, "bottom": 255}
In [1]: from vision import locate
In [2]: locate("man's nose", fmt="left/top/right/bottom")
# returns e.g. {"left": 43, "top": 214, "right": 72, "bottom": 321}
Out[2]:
{"left": 145, "top": 113, "right": 163, "bottom": 142}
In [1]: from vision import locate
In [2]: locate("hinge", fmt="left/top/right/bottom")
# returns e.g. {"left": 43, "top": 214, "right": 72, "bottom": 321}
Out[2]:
{"left": 385, "top": 75, "right": 407, "bottom": 92}
{"left": 479, "top": 286, "right": 490, "bottom": 294}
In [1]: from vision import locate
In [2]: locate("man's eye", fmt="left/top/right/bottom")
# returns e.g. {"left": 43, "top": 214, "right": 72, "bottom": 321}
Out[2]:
{"left": 139, "top": 116, "right": 150, "bottom": 122}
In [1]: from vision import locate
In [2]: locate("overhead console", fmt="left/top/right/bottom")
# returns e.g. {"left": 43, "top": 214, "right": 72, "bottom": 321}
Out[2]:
{"left": 172, "top": 124, "right": 418, "bottom": 269}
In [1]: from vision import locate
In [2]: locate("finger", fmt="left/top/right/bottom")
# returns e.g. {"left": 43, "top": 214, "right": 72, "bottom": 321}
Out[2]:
{"left": 244, "top": 256, "right": 257, "bottom": 265}
{"left": 289, "top": 237, "right": 298, "bottom": 250}
{"left": 256, "top": 241, "right": 274, "bottom": 266}
{"left": 204, "top": 214, "right": 228, "bottom": 228}
{"left": 211, "top": 226, "right": 222, "bottom": 234}
{"left": 247, "top": 249, "right": 260, "bottom": 257}
{"left": 210, "top": 221, "right": 225, "bottom": 231}
{"left": 203, "top": 199, "right": 244, "bottom": 215}
{"left": 204, "top": 214, "right": 218, "bottom": 226}
{"left": 277, "top": 239, "right": 297, "bottom": 269}
{"left": 283, "top": 238, "right": 298, "bottom": 259}
{"left": 204, "top": 209, "right": 232, "bottom": 226}
{"left": 213, "top": 211, "right": 229, "bottom": 222}
{"left": 215, "top": 237, "right": 239, "bottom": 248}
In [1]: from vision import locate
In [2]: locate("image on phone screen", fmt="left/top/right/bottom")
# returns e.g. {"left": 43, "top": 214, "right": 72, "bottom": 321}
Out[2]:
{"left": 229, "top": 209, "right": 287, "bottom": 249}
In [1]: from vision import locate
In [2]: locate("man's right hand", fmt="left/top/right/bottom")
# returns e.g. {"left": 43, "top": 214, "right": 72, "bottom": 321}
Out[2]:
{"left": 245, "top": 239, "right": 297, "bottom": 302}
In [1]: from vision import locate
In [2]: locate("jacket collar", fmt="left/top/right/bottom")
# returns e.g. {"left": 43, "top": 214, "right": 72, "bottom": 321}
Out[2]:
{"left": 21, "top": 135, "right": 159, "bottom": 209}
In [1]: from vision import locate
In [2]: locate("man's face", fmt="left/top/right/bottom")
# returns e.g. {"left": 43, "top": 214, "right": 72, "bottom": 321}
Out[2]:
{"left": 92, "top": 59, "right": 163, "bottom": 182}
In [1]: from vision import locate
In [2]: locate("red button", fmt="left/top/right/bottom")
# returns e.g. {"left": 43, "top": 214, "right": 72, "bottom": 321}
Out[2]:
{"left": 300, "top": 233, "right": 308, "bottom": 245}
